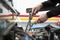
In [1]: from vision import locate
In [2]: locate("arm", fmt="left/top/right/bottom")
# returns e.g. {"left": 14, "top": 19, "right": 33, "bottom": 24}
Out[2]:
{"left": 32, "top": 0, "right": 57, "bottom": 16}
{"left": 47, "top": 5, "right": 60, "bottom": 18}
{"left": 40, "top": 0, "right": 60, "bottom": 18}
{"left": 36, "top": 5, "right": 60, "bottom": 23}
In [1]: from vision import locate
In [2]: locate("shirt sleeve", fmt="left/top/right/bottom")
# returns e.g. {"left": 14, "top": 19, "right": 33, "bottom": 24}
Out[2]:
{"left": 47, "top": 5, "right": 60, "bottom": 18}
{"left": 42, "top": 0, "right": 57, "bottom": 8}
{"left": 39, "top": 0, "right": 57, "bottom": 11}
{"left": 41, "top": 0, "right": 60, "bottom": 18}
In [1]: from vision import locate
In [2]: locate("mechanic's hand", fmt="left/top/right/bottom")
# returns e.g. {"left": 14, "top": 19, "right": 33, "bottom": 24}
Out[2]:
{"left": 32, "top": 4, "right": 43, "bottom": 16}
{"left": 35, "top": 13, "right": 48, "bottom": 23}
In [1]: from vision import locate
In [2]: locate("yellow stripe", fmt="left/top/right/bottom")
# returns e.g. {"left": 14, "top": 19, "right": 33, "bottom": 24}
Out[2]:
{"left": 8, "top": 17, "right": 60, "bottom": 22}
{"left": 20, "top": 17, "right": 38, "bottom": 20}
{"left": 48, "top": 18, "right": 59, "bottom": 20}
{"left": 19, "top": 17, "right": 59, "bottom": 20}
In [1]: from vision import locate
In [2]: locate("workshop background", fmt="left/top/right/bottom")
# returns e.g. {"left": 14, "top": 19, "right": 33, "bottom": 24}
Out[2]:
{"left": 0, "top": 0, "right": 60, "bottom": 40}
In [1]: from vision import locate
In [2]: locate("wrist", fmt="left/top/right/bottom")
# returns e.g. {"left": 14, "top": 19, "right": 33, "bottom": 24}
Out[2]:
{"left": 37, "top": 4, "right": 43, "bottom": 11}
{"left": 39, "top": 3, "right": 43, "bottom": 9}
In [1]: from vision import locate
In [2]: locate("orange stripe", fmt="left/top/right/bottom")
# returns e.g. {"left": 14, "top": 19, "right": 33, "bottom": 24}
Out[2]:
{"left": 0, "top": 14, "right": 15, "bottom": 17}
{"left": 18, "top": 15, "right": 39, "bottom": 17}
{"left": 0, "top": 14, "right": 60, "bottom": 18}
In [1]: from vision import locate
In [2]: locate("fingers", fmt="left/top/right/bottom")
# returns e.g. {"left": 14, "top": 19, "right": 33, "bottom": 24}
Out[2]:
{"left": 37, "top": 18, "right": 45, "bottom": 23}
{"left": 33, "top": 19, "right": 43, "bottom": 24}
{"left": 32, "top": 8, "right": 36, "bottom": 14}
{"left": 34, "top": 13, "right": 48, "bottom": 24}
{"left": 32, "top": 8, "right": 36, "bottom": 16}
{"left": 32, "top": 7, "right": 39, "bottom": 16}
{"left": 33, "top": 8, "right": 37, "bottom": 14}
{"left": 32, "top": 4, "right": 43, "bottom": 16}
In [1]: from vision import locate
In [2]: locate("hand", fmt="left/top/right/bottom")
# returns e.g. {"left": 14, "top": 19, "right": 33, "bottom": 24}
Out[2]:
{"left": 35, "top": 13, "right": 48, "bottom": 23}
{"left": 32, "top": 4, "right": 43, "bottom": 16}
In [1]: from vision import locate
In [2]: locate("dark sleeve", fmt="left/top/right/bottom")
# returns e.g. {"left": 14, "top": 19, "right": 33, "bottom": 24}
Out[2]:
{"left": 47, "top": 5, "right": 60, "bottom": 18}
{"left": 39, "top": 0, "right": 57, "bottom": 11}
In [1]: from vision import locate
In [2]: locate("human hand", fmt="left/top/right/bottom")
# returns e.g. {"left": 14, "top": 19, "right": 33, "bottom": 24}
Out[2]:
{"left": 35, "top": 13, "right": 48, "bottom": 23}
{"left": 32, "top": 4, "right": 43, "bottom": 16}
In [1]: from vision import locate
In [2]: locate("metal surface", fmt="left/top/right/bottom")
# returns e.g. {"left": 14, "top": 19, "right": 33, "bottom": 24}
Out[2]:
{"left": 25, "top": 8, "right": 33, "bottom": 32}
{"left": 3, "top": 22, "right": 16, "bottom": 36}
{"left": 0, "top": 20, "right": 16, "bottom": 40}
